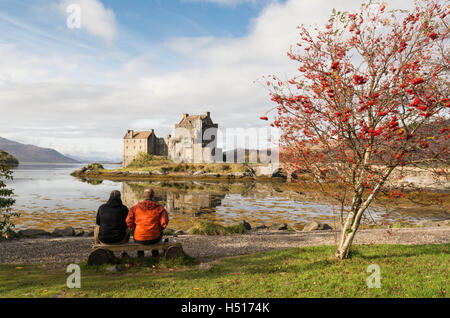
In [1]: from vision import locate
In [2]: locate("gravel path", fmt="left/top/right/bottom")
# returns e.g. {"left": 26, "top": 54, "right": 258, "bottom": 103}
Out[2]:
{"left": 0, "top": 227, "right": 449, "bottom": 264}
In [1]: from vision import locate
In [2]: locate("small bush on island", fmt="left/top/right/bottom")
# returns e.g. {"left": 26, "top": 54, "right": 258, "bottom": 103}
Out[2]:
{"left": 87, "top": 163, "right": 104, "bottom": 171}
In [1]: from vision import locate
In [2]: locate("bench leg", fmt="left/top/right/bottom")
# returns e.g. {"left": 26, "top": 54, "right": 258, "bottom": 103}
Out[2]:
{"left": 88, "top": 248, "right": 116, "bottom": 266}
{"left": 164, "top": 246, "right": 184, "bottom": 259}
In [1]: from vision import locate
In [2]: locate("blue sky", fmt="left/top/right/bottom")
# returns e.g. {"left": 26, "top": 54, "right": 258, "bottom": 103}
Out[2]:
{"left": 0, "top": 0, "right": 412, "bottom": 161}
{"left": 0, "top": 0, "right": 274, "bottom": 70}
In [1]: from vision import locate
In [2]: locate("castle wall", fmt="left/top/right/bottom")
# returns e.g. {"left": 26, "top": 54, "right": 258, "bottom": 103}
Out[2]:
{"left": 123, "top": 113, "right": 219, "bottom": 166}
{"left": 123, "top": 137, "right": 149, "bottom": 167}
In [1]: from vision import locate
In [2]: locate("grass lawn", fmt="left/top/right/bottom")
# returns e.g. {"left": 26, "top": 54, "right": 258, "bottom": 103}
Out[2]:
{"left": 0, "top": 244, "right": 448, "bottom": 298}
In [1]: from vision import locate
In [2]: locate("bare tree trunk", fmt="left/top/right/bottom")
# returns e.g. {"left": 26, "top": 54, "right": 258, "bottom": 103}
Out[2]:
{"left": 335, "top": 166, "right": 395, "bottom": 259}
{"left": 335, "top": 210, "right": 361, "bottom": 259}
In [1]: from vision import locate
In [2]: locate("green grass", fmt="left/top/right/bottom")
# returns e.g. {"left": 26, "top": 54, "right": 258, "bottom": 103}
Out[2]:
{"left": 127, "top": 153, "right": 170, "bottom": 169}
{"left": 0, "top": 244, "right": 448, "bottom": 298}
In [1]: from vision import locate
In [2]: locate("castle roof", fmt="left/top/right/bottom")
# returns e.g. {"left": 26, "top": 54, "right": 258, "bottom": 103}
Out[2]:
{"left": 124, "top": 130, "right": 155, "bottom": 139}
{"left": 176, "top": 112, "right": 216, "bottom": 128}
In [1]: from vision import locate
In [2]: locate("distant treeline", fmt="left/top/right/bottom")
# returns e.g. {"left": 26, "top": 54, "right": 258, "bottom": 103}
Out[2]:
{"left": 0, "top": 150, "right": 19, "bottom": 166}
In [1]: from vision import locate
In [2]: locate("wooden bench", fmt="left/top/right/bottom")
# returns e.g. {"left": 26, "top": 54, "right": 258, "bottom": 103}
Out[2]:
{"left": 88, "top": 242, "right": 184, "bottom": 265}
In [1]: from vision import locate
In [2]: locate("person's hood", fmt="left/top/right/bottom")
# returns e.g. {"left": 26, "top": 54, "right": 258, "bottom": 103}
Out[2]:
{"left": 107, "top": 198, "right": 123, "bottom": 208}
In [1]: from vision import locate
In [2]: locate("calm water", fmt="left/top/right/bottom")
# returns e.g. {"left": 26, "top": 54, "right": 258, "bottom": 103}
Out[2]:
{"left": 6, "top": 163, "right": 449, "bottom": 232}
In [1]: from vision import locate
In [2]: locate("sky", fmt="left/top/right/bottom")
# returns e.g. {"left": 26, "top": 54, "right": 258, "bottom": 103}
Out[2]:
{"left": 0, "top": 0, "right": 414, "bottom": 161}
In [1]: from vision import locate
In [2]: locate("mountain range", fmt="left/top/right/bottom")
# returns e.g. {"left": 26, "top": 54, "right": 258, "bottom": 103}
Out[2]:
{"left": 0, "top": 137, "right": 79, "bottom": 164}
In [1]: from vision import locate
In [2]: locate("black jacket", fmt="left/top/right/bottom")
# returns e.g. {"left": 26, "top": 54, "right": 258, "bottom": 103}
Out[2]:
{"left": 96, "top": 198, "right": 129, "bottom": 243}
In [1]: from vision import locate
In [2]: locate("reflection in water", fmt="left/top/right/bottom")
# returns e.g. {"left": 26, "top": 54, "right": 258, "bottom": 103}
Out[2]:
{"left": 7, "top": 164, "right": 449, "bottom": 232}
{"left": 122, "top": 182, "right": 228, "bottom": 229}
{"left": 122, "top": 182, "right": 225, "bottom": 216}
{"left": 121, "top": 180, "right": 449, "bottom": 231}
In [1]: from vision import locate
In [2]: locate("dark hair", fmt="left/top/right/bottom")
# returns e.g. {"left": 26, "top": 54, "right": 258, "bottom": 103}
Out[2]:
{"left": 107, "top": 190, "right": 122, "bottom": 205}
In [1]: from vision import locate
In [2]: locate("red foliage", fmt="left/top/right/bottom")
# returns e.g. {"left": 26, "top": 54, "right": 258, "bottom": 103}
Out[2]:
{"left": 263, "top": 0, "right": 449, "bottom": 209}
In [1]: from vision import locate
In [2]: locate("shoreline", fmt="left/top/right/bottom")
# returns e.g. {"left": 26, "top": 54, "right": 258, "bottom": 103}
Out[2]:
{"left": 71, "top": 164, "right": 450, "bottom": 192}
{"left": 1, "top": 226, "right": 449, "bottom": 265}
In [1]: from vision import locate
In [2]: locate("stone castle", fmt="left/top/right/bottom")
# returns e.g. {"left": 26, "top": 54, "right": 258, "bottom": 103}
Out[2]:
{"left": 123, "top": 112, "right": 221, "bottom": 167}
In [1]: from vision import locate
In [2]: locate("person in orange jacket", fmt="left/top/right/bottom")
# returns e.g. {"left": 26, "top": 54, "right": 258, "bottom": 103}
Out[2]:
{"left": 126, "top": 188, "right": 169, "bottom": 255}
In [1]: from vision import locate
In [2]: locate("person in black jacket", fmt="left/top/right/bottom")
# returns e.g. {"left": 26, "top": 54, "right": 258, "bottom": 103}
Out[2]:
{"left": 94, "top": 190, "right": 130, "bottom": 244}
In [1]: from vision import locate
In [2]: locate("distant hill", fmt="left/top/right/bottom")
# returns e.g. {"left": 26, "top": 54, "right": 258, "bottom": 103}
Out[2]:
{"left": 0, "top": 137, "right": 79, "bottom": 164}
{"left": 0, "top": 150, "right": 19, "bottom": 166}
{"left": 67, "top": 153, "right": 122, "bottom": 164}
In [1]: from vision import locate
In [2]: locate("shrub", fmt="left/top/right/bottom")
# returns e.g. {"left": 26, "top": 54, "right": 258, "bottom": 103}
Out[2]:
{"left": 87, "top": 163, "right": 104, "bottom": 170}
{"left": 189, "top": 220, "right": 247, "bottom": 235}
{"left": 0, "top": 161, "right": 17, "bottom": 238}
{"left": 129, "top": 152, "right": 154, "bottom": 168}
{"left": 0, "top": 151, "right": 18, "bottom": 167}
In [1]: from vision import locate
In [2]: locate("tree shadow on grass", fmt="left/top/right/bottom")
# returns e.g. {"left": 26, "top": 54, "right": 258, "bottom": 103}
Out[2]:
{"left": 178, "top": 244, "right": 449, "bottom": 280}
{"left": 348, "top": 244, "right": 449, "bottom": 261}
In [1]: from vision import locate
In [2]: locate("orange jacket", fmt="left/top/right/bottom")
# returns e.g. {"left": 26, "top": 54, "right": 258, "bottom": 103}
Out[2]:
{"left": 126, "top": 200, "right": 169, "bottom": 241}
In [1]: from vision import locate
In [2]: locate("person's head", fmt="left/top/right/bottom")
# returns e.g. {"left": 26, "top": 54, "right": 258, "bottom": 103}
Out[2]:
{"left": 143, "top": 188, "right": 154, "bottom": 201}
{"left": 107, "top": 190, "right": 122, "bottom": 205}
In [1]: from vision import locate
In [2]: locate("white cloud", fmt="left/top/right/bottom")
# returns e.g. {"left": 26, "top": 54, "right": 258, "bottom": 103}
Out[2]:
{"left": 59, "top": 0, "right": 118, "bottom": 42}
{"left": 0, "top": 0, "right": 417, "bottom": 159}
{"left": 181, "top": 0, "right": 268, "bottom": 7}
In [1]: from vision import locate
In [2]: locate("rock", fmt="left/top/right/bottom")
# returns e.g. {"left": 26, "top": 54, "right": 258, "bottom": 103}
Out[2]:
{"left": 18, "top": 229, "right": 51, "bottom": 238}
{"left": 204, "top": 173, "right": 221, "bottom": 177}
{"left": 417, "top": 220, "right": 440, "bottom": 227}
{"left": 72, "top": 167, "right": 86, "bottom": 175}
{"left": 193, "top": 171, "right": 205, "bottom": 176}
{"left": 269, "top": 223, "right": 288, "bottom": 230}
{"left": 52, "top": 226, "right": 75, "bottom": 237}
{"left": 105, "top": 265, "right": 119, "bottom": 273}
{"left": 254, "top": 224, "right": 268, "bottom": 230}
{"left": 292, "top": 223, "right": 304, "bottom": 231}
{"left": 302, "top": 221, "right": 332, "bottom": 231}
{"left": 271, "top": 168, "right": 287, "bottom": 179}
{"left": 175, "top": 230, "right": 185, "bottom": 235}
{"left": 82, "top": 231, "right": 94, "bottom": 237}
{"left": 244, "top": 167, "right": 256, "bottom": 177}
{"left": 75, "top": 230, "right": 85, "bottom": 237}
{"left": 240, "top": 220, "right": 252, "bottom": 231}
{"left": 130, "top": 171, "right": 151, "bottom": 176}
{"left": 152, "top": 170, "right": 167, "bottom": 175}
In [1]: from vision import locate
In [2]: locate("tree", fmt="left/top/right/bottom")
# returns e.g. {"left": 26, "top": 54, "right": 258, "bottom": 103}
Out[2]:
{"left": 263, "top": 0, "right": 449, "bottom": 259}
{"left": 0, "top": 159, "right": 17, "bottom": 238}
